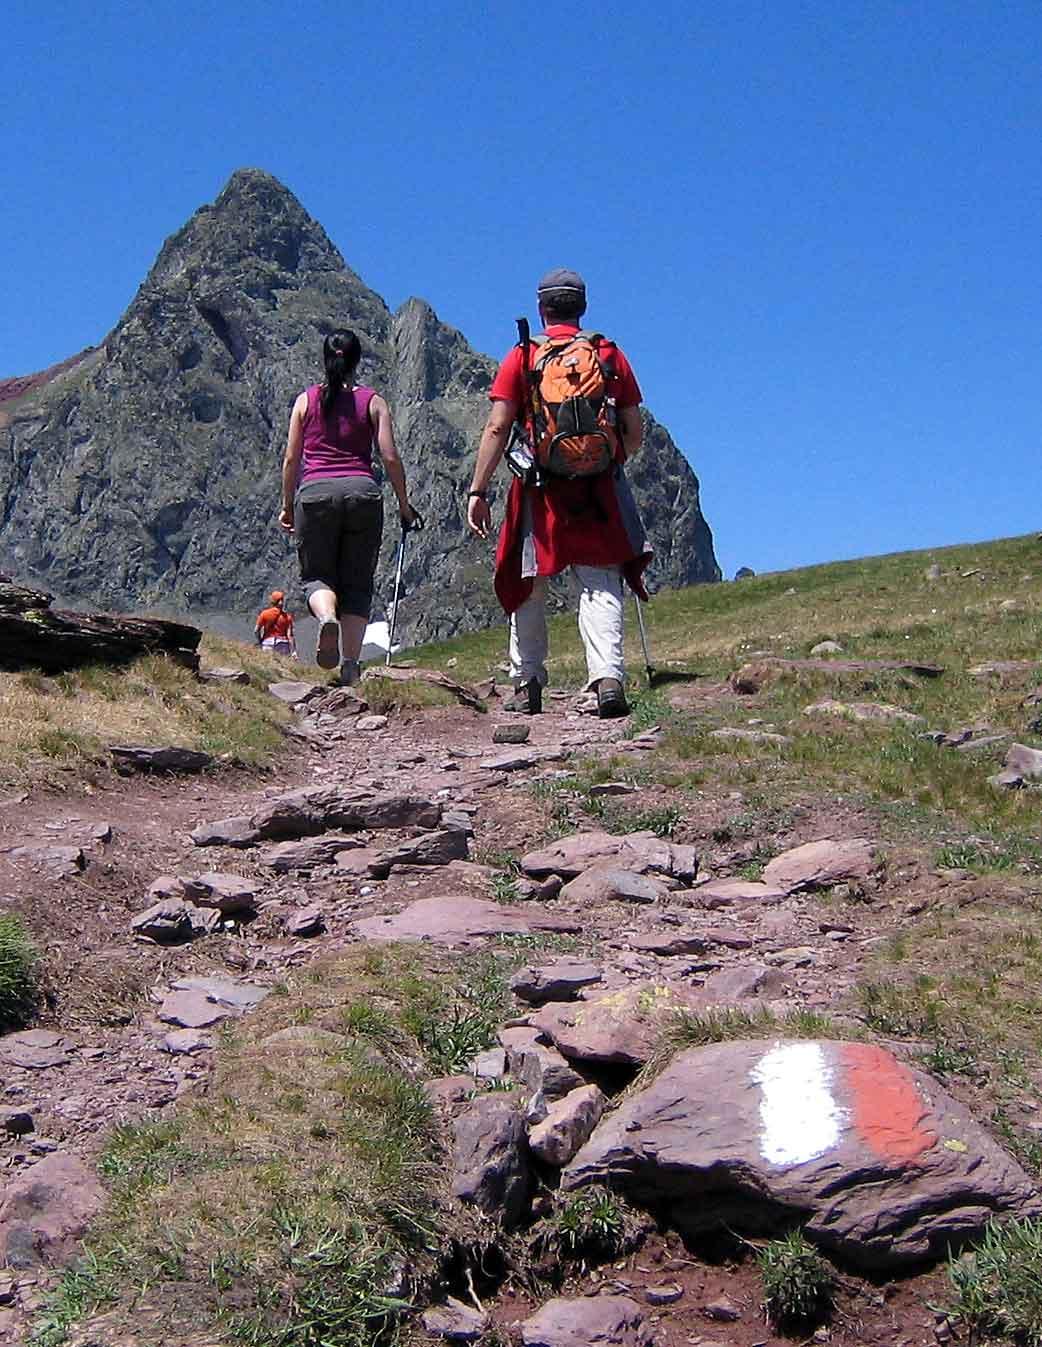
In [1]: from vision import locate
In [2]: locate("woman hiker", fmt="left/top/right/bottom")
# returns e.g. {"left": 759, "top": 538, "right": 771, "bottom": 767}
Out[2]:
{"left": 279, "top": 330, "right": 418, "bottom": 685}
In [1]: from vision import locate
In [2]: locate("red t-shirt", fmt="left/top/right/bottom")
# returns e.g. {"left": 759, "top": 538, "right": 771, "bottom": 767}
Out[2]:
{"left": 489, "top": 323, "right": 642, "bottom": 408}
{"left": 256, "top": 607, "right": 293, "bottom": 640}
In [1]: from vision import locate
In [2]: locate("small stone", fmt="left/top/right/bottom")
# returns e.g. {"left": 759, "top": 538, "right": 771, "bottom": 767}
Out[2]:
{"left": 510, "top": 960, "right": 603, "bottom": 1005}
{"left": 110, "top": 745, "right": 212, "bottom": 774}
{"left": 160, "top": 1029, "right": 215, "bottom": 1055}
{"left": 200, "top": 666, "right": 250, "bottom": 684}
{"left": 587, "top": 781, "right": 637, "bottom": 797}
{"left": 469, "top": 1047, "right": 507, "bottom": 1080}
{"left": 527, "top": 1084, "right": 606, "bottom": 1166}
{"left": 493, "top": 723, "right": 531, "bottom": 744}
{"left": 703, "top": 1295, "right": 741, "bottom": 1322}
{"left": 267, "top": 680, "right": 323, "bottom": 705}
{"left": 645, "top": 1284, "right": 683, "bottom": 1306}
{"left": 0, "top": 1030, "right": 73, "bottom": 1071}
{"left": 130, "top": 898, "right": 196, "bottom": 943}
{"left": 285, "top": 905, "right": 324, "bottom": 937}
{"left": 925, "top": 563, "right": 942, "bottom": 580}
{"left": 421, "top": 1296, "right": 488, "bottom": 1342}
{"left": 0, "top": 1107, "right": 34, "bottom": 1136}
{"left": 810, "top": 640, "right": 844, "bottom": 656}
{"left": 356, "top": 714, "right": 388, "bottom": 732}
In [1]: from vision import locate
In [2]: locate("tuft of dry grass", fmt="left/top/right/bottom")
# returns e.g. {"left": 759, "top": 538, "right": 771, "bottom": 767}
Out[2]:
{"left": 0, "top": 634, "right": 297, "bottom": 788}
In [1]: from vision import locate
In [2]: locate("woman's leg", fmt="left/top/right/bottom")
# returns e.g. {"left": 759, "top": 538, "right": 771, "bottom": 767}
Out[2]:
{"left": 337, "top": 491, "right": 384, "bottom": 680}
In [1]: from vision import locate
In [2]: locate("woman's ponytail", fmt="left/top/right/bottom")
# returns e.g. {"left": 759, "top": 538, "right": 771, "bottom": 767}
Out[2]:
{"left": 321, "top": 330, "right": 362, "bottom": 418}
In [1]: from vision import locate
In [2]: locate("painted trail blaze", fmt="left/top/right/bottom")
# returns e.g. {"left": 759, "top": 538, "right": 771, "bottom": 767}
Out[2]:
{"left": 751, "top": 1042, "right": 846, "bottom": 1167}
{"left": 840, "top": 1042, "right": 937, "bottom": 1163}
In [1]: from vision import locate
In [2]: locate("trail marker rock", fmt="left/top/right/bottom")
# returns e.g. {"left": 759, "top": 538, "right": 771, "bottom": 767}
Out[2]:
{"left": 562, "top": 1039, "right": 1041, "bottom": 1268}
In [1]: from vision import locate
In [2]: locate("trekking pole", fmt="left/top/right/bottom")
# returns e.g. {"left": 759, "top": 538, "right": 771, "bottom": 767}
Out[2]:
{"left": 633, "top": 594, "right": 656, "bottom": 687}
{"left": 385, "top": 510, "right": 424, "bottom": 665}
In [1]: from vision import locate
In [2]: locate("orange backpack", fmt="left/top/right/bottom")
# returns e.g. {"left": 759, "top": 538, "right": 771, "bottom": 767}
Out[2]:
{"left": 526, "top": 331, "right": 620, "bottom": 478}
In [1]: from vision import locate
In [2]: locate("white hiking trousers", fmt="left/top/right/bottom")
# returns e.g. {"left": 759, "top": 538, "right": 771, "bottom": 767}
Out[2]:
{"left": 509, "top": 565, "right": 625, "bottom": 691}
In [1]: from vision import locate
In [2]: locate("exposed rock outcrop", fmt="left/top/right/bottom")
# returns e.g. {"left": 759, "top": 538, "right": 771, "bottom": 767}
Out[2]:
{"left": 0, "top": 170, "right": 719, "bottom": 642}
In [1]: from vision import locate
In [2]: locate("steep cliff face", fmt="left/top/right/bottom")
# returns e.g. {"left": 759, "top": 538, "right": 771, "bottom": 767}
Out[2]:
{"left": 0, "top": 169, "right": 720, "bottom": 642}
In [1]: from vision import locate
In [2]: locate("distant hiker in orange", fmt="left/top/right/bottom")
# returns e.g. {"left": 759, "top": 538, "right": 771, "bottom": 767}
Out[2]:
{"left": 254, "top": 591, "right": 297, "bottom": 657}
{"left": 467, "top": 269, "right": 651, "bottom": 718}
{"left": 280, "top": 329, "right": 417, "bottom": 685}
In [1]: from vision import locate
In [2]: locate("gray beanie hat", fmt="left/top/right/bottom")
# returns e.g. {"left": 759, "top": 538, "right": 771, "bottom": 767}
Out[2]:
{"left": 537, "top": 267, "right": 587, "bottom": 299}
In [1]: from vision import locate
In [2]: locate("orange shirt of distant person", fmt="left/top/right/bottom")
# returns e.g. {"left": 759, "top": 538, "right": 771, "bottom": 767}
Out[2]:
{"left": 255, "top": 591, "right": 296, "bottom": 652}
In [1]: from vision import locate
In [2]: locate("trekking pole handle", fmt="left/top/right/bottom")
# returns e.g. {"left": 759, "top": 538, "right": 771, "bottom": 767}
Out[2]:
{"left": 401, "top": 508, "right": 424, "bottom": 535}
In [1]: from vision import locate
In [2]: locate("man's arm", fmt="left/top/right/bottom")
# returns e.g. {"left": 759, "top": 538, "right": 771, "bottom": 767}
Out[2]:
{"left": 618, "top": 405, "right": 642, "bottom": 459}
{"left": 279, "top": 394, "right": 307, "bottom": 532}
{"left": 467, "top": 399, "right": 517, "bottom": 539}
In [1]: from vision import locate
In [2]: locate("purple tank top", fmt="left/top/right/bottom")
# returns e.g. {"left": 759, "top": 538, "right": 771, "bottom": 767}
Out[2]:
{"left": 299, "top": 384, "right": 376, "bottom": 483}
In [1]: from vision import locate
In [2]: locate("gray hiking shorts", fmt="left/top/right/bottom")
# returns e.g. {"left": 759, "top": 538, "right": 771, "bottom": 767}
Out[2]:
{"left": 295, "top": 475, "right": 384, "bottom": 619}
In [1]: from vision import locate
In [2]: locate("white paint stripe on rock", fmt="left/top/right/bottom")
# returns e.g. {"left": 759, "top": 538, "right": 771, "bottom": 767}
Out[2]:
{"left": 750, "top": 1042, "right": 847, "bottom": 1167}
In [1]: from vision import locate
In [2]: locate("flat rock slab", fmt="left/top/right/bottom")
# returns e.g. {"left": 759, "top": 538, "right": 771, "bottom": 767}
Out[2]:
{"left": 532, "top": 981, "right": 709, "bottom": 1066}
{"left": 692, "top": 878, "right": 787, "bottom": 909}
{"left": 0, "top": 1153, "right": 106, "bottom": 1270}
{"left": 562, "top": 1038, "right": 1041, "bottom": 1269}
{"left": 192, "top": 785, "right": 442, "bottom": 847}
{"left": 510, "top": 960, "right": 604, "bottom": 1005}
{"left": 422, "top": 1297, "right": 488, "bottom": 1342}
{"left": 6, "top": 843, "right": 85, "bottom": 875}
{"left": 110, "top": 745, "right": 212, "bottom": 773}
{"left": 521, "top": 1295, "right": 652, "bottom": 1347}
{"left": 803, "top": 699, "right": 926, "bottom": 726}
{"left": 969, "top": 661, "right": 1041, "bottom": 678}
{"left": 351, "top": 896, "right": 580, "bottom": 945}
{"left": 479, "top": 747, "right": 568, "bottom": 772}
{"left": 731, "top": 657, "right": 944, "bottom": 694}
{"left": 260, "top": 834, "right": 360, "bottom": 872}
{"left": 373, "top": 827, "right": 469, "bottom": 871}
{"left": 158, "top": 976, "right": 271, "bottom": 1027}
{"left": 710, "top": 728, "right": 790, "bottom": 746}
{"left": 560, "top": 866, "right": 670, "bottom": 905}
{"left": 0, "top": 1030, "right": 74, "bottom": 1070}
{"left": 267, "top": 680, "right": 324, "bottom": 705}
{"left": 522, "top": 830, "right": 697, "bottom": 882}
{"left": 761, "top": 838, "right": 880, "bottom": 894}
{"left": 200, "top": 666, "right": 249, "bottom": 684}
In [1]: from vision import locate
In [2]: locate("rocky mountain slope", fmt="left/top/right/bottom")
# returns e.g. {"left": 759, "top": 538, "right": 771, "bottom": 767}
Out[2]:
{"left": 0, "top": 169, "right": 719, "bottom": 643}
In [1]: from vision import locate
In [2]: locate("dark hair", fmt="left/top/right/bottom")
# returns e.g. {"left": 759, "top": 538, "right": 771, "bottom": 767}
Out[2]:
{"left": 539, "top": 290, "right": 587, "bottom": 323}
{"left": 321, "top": 330, "right": 362, "bottom": 417}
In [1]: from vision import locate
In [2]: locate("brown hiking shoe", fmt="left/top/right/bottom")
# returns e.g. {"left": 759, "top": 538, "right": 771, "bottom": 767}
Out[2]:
{"left": 596, "top": 677, "right": 629, "bottom": 719}
{"left": 504, "top": 679, "right": 542, "bottom": 715}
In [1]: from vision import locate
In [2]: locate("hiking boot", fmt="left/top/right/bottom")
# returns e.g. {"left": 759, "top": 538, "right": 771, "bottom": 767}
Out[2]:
{"left": 596, "top": 677, "right": 628, "bottom": 719}
{"left": 339, "top": 659, "right": 361, "bottom": 687}
{"left": 315, "top": 620, "right": 340, "bottom": 670}
{"left": 504, "top": 679, "right": 542, "bottom": 715}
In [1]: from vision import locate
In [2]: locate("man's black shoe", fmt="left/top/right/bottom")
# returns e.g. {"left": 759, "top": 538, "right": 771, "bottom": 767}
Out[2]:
{"left": 504, "top": 679, "right": 542, "bottom": 715}
{"left": 597, "top": 677, "right": 629, "bottom": 719}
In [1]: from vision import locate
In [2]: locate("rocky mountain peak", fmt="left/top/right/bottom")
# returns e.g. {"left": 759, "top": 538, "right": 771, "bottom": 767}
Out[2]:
{"left": 0, "top": 171, "right": 719, "bottom": 637}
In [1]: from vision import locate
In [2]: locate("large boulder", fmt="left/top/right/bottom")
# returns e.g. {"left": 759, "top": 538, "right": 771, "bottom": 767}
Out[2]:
{"left": 521, "top": 1296, "right": 652, "bottom": 1347}
{"left": 191, "top": 786, "right": 441, "bottom": 847}
{"left": 0, "top": 1153, "right": 105, "bottom": 1269}
{"left": 562, "top": 1038, "right": 1041, "bottom": 1268}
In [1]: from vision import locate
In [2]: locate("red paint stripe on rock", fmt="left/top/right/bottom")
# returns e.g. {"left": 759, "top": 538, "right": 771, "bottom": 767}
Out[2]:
{"left": 840, "top": 1042, "right": 937, "bottom": 1163}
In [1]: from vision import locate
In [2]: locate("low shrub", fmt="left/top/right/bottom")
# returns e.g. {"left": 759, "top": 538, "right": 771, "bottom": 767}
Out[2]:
{"left": 758, "top": 1230, "right": 835, "bottom": 1330}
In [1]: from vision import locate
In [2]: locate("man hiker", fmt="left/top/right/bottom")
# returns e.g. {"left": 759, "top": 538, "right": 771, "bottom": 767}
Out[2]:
{"left": 254, "top": 590, "right": 297, "bottom": 657}
{"left": 467, "top": 268, "right": 651, "bottom": 717}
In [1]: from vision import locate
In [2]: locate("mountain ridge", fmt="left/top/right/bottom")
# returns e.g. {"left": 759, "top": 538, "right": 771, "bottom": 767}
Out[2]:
{"left": 0, "top": 168, "right": 720, "bottom": 642}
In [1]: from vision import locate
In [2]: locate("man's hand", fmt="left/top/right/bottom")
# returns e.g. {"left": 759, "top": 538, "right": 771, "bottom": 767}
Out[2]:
{"left": 467, "top": 495, "right": 492, "bottom": 539}
{"left": 278, "top": 506, "right": 294, "bottom": 533}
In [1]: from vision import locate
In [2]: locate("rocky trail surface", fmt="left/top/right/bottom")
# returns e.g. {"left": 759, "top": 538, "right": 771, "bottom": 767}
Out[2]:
{"left": 1, "top": 669, "right": 1037, "bottom": 1346}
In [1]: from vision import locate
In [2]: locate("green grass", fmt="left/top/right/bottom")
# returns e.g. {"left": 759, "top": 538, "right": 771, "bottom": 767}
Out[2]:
{"left": 32, "top": 945, "right": 508, "bottom": 1346}
{"left": 758, "top": 1231, "right": 835, "bottom": 1331}
{"left": 0, "top": 913, "right": 39, "bottom": 1031}
{"left": 948, "top": 1218, "right": 1042, "bottom": 1344}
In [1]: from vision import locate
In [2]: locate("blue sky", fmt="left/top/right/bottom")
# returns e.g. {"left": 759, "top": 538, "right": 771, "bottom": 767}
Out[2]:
{"left": 3, "top": 0, "right": 1040, "bottom": 581}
